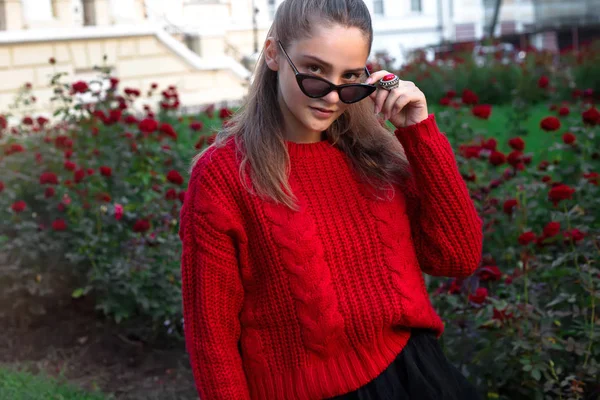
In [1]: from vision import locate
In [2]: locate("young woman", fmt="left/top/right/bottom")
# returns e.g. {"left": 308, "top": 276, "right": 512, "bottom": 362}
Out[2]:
{"left": 179, "top": 0, "right": 484, "bottom": 399}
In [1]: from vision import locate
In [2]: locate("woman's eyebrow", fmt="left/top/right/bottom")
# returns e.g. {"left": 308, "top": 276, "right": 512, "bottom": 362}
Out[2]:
{"left": 300, "top": 54, "right": 365, "bottom": 73}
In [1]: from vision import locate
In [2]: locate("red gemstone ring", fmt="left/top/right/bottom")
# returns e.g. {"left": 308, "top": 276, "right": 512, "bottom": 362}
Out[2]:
{"left": 378, "top": 73, "right": 400, "bottom": 91}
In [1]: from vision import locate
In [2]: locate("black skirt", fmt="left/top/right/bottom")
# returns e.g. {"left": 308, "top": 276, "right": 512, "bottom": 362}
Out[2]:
{"left": 327, "top": 329, "right": 482, "bottom": 400}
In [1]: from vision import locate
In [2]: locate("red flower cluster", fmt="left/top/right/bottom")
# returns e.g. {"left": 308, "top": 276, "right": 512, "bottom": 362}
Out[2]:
{"left": 166, "top": 170, "right": 184, "bottom": 185}
{"left": 39, "top": 172, "right": 59, "bottom": 185}
{"left": 218, "top": 107, "right": 233, "bottom": 120}
{"left": 548, "top": 183, "right": 575, "bottom": 207}
{"left": 71, "top": 81, "right": 89, "bottom": 94}
{"left": 469, "top": 287, "right": 488, "bottom": 304}
{"left": 582, "top": 107, "right": 600, "bottom": 125}
{"left": 139, "top": 118, "right": 158, "bottom": 135}
{"left": 461, "top": 89, "right": 479, "bottom": 105}
{"left": 562, "top": 132, "right": 576, "bottom": 144}
{"left": 12, "top": 200, "right": 26, "bottom": 213}
{"left": 472, "top": 104, "right": 492, "bottom": 119}
{"left": 540, "top": 116, "right": 561, "bottom": 131}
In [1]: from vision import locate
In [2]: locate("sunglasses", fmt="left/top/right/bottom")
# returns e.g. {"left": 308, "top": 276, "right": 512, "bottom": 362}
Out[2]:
{"left": 277, "top": 40, "right": 377, "bottom": 104}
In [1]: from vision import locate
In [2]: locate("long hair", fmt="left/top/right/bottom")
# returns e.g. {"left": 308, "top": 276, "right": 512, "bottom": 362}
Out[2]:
{"left": 190, "top": 0, "right": 411, "bottom": 211}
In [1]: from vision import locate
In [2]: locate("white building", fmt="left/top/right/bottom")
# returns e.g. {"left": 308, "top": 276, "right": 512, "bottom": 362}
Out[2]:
{"left": 0, "top": 0, "right": 592, "bottom": 117}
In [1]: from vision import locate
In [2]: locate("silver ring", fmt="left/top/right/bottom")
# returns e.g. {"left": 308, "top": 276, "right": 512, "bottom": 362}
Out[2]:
{"left": 378, "top": 74, "right": 400, "bottom": 91}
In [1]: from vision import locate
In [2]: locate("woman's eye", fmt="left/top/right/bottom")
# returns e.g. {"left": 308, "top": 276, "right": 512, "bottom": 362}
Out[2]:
{"left": 308, "top": 65, "right": 321, "bottom": 74}
{"left": 343, "top": 73, "right": 360, "bottom": 81}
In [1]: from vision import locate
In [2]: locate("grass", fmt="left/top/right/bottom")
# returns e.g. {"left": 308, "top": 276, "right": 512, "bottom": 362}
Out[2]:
{"left": 430, "top": 102, "right": 566, "bottom": 165}
{"left": 0, "top": 366, "right": 109, "bottom": 400}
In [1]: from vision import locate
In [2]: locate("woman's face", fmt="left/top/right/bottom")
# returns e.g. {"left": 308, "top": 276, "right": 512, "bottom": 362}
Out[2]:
{"left": 265, "top": 24, "right": 370, "bottom": 142}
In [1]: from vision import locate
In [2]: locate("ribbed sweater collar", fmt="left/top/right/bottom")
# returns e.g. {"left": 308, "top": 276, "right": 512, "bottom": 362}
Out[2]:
{"left": 284, "top": 138, "right": 338, "bottom": 159}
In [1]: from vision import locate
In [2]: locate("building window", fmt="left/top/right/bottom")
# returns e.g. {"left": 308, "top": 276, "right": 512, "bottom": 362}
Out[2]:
{"left": 411, "top": 0, "right": 422, "bottom": 12}
{"left": 373, "top": 0, "right": 384, "bottom": 15}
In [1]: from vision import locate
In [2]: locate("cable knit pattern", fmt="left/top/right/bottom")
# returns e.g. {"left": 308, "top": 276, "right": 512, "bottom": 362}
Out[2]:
{"left": 263, "top": 201, "right": 347, "bottom": 358}
{"left": 179, "top": 113, "right": 483, "bottom": 400}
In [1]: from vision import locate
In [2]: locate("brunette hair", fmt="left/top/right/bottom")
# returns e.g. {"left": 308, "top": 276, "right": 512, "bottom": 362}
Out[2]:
{"left": 190, "top": 0, "right": 411, "bottom": 211}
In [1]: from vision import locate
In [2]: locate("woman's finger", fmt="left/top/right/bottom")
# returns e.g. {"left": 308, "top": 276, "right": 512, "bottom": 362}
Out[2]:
{"left": 391, "top": 95, "right": 412, "bottom": 122}
{"left": 373, "top": 86, "right": 389, "bottom": 115}
{"left": 381, "top": 88, "right": 403, "bottom": 120}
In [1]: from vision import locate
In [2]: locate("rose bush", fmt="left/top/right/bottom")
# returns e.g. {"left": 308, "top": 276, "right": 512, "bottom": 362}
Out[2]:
{"left": 0, "top": 63, "right": 229, "bottom": 335}
{"left": 431, "top": 92, "right": 599, "bottom": 399}
{"left": 0, "top": 49, "right": 598, "bottom": 398}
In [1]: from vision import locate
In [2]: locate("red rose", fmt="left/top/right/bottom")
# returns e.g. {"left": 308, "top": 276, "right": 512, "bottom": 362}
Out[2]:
{"left": 160, "top": 123, "right": 177, "bottom": 140}
{"left": 11, "top": 200, "right": 26, "bottom": 213}
{"left": 540, "top": 116, "right": 561, "bottom": 131}
{"left": 538, "top": 75, "right": 549, "bottom": 88}
{"left": 165, "top": 188, "right": 178, "bottom": 200}
{"left": 583, "top": 172, "right": 599, "bottom": 186}
{"left": 45, "top": 187, "right": 55, "bottom": 198}
{"left": 541, "top": 175, "right": 552, "bottom": 183}
{"left": 0, "top": 181, "right": 4, "bottom": 192}
{"left": 446, "top": 90, "right": 456, "bottom": 98}
{"left": 189, "top": 121, "right": 204, "bottom": 132}
{"left": 124, "top": 115, "right": 138, "bottom": 125}
{"left": 518, "top": 231, "right": 536, "bottom": 245}
{"left": 469, "top": 287, "right": 488, "bottom": 304}
{"left": 110, "top": 77, "right": 119, "bottom": 89}
{"left": 543, "top": 221, "right": 561, "bottom": 238}
{"left": 446, "top": 278, "right": 463, "bottom": 295}
{"left": 133, "top": 219, "right": 151, "bottom": 233}
{"left": 52, "top": 219, "right": 68, "bottom": 231}
{"left": 219, "top": 107, "right": 233, "bottom": 119}
{"left": 503, "top": 199, "right": 518, "bottom": 215}
{"left": 562, "top": 132, "right": 576, "bottom": 144}
{"left": 582, "top": 107, "right": 600, "bottom": 125}
{"left": 507, "top": 151, "right": 522, "bottom": 168}
{"left": 39, "top": 172, "right": 59, "bottom": 185}
{"left": 96, "top": 192, "right": 112, "bottom": 202}
{"left": 548, "top": 184, "right": 575, "bottom": 206}
{"left": 492, "top": 307, "right": 514, "bottom": 324}
{"left": 138, "top": 118, "right": 158, "bottom": 134}
{"left": 64, "top": 160, "right": 76, "bottom": 171}
{"left": 72, "top": 81, "right": 89, "bottom": 94}
{"left": 472, "top": 104, "right": 492, "bottom": 119}
{"left": 538, "top": 160, "right": 550, "bottom": 171}
{"left": 480, "top": 138, "right": 496, "bottom": 151}
{"left": 461, "top": 89, "right": 479, "bottom": 105}
{"left": 439, "top": 97, "right": 451, "bottom": 106}
{"left": 508, "top": 137, "right": 525, "bottom": 151}
{"left": 558, "top": 106, "right": 570, "bottom": 116}
{"left": 166, "top": 170, "right": 184, "bottom": 185}
{"left": 100, "top": 166, "right": 112, "bottom": 177}
{"left": 563, "top": 228, "right": 585, "bottom": 244}
{"left": 478, "top": 265, "right": 502, "bottom": 281}
{"left": 74, "top": 169, "right": 86, "bottom": 183}
{"left": 489, "top": 151, "right": 506, "bottom": 166}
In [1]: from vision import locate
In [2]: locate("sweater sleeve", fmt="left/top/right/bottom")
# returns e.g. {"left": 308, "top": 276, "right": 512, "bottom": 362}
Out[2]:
{"left": 394, "top": 114, "right": 483, "bottom": 278}
{"left": 179, "top": 159, "right": 251, "bottom": 400}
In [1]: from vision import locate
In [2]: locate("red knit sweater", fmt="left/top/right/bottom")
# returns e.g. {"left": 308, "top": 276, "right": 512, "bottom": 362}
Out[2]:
{"left": 178, "top": 114, "right": 483, "bottom": 400}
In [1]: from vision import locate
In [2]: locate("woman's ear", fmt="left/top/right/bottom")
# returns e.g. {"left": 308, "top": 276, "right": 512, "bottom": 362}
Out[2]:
{"left": 264, "top": 37, "right": 280, "bottom": 72}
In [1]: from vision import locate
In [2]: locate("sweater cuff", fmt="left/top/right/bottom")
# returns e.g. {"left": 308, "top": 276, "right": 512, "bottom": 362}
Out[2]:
{"left": 393, "top": 114, "right": 441, "bottom": 148}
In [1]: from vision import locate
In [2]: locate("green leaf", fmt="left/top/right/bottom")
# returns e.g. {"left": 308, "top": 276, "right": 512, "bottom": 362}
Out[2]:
{"left": 531, "top": 369, "right": 541, "bottom": 381}
{"left": 71, "top": 288, "right": 85, "bottom": 298}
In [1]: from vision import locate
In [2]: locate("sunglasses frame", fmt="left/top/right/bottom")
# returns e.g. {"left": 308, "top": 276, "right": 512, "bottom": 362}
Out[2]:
{"left": 277, "top": 40, "right": 377, "bottom": 104}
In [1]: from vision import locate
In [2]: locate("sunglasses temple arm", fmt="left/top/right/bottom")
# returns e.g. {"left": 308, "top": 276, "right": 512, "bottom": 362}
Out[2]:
{"left": 277, "top": 41, "right": 301, "bottom": 75}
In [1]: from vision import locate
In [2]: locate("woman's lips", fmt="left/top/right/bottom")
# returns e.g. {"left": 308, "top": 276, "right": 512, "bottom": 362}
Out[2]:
{"left": 310, "top": 107, "right": 334, "bottom": 118}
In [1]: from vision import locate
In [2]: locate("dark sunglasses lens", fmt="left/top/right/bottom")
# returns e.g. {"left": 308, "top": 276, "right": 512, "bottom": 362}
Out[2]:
{"left": 339, "top": 85, "right": 373, "bottom": 103}
{"left": 301, "top": 78, "right": 332, "bottom": 97}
